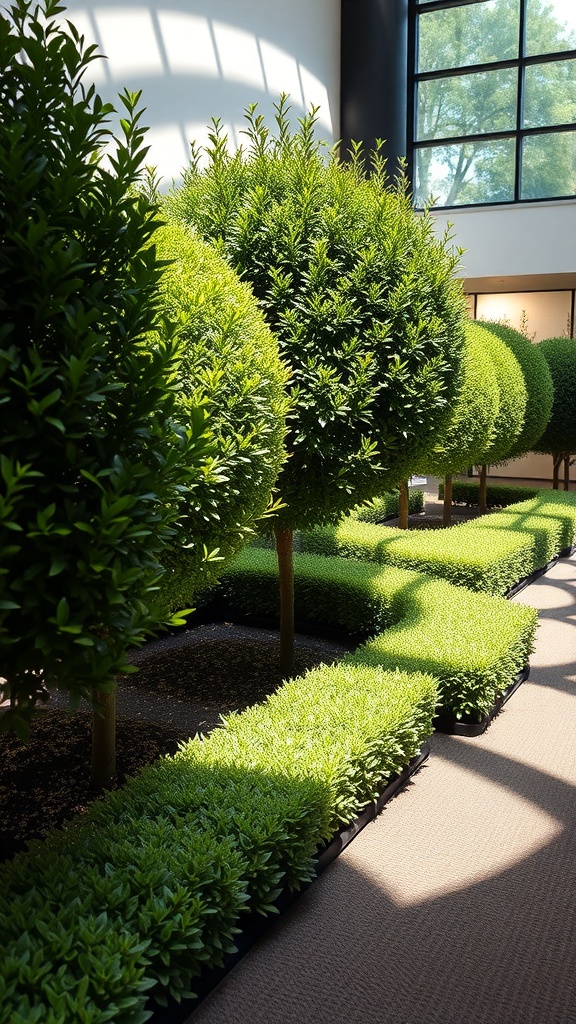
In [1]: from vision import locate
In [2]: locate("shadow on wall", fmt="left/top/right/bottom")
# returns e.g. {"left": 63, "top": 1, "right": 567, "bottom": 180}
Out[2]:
{"left": 63, "top": 0, "right": 339, "bottom": 183}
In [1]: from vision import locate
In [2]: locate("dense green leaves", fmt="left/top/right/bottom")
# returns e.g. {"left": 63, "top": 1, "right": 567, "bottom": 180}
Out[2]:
{"left": 0, "top": 1, "right": 212, "bottom": 730}
{"left": 466, "top": 322, "right": 527, "bottom": 466}
{"left": 166, "top": 98, "right": 466, "bottom": 530}
{"left": 150, "top": 223, "right": 289, "bottom": 611}
{"left": 479, "top": 321, "right": 554, "bottom": 457}
{"left": 533, "top": 337, "right": 576, "bottom": 458}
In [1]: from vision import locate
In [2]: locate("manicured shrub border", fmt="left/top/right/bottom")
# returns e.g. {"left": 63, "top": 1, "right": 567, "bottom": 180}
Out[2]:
{"left": 438, "top": 479, "right": 542, "bottom": 507}
{"left": 300, "top": 492, "right": 576, "bottom": 596}
{"left": 0, "top": 657, "right": 435, "bottom": 1023}
{"left": 217, "top": 548, "right": 536, "bottom": 721}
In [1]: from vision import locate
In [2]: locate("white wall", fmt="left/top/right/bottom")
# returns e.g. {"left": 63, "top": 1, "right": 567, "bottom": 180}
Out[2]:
{"left": 431, "top": 200, "right": 576, "bottom": 280}
{"left": 64, "top": 0, "right": 341, "bottom": 185}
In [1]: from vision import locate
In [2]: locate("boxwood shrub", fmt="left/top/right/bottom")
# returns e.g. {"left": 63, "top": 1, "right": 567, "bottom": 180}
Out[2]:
{"left": 218, "top": 548, "right": 536, "bottom": 718}
{"left": 438, "top": 480, "right": 542, "bottom": 507}
{"left": 350, "top": 489, "right": 424, "bottom": 524}
{"left": 300, "top": 518, "right": 533, "bottom": 595}
{"left": 0, "top": 639, "right": 435, "bottom": 1022}
{"left": 301, "top": 492, "right": 576, "bottom": 595}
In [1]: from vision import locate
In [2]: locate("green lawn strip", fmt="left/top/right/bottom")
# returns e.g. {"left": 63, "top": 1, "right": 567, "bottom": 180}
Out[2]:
{"left": 439, "top": 479, "right": 542, "bottom": 507}
{"left": 0, "top": 611, "right": 434, "bottom": 1022}
{"left": 300, "top": 492, "right": 576, "bottom": 595}
{"left": 219, "top": 548, "right": 537, "bottom": 720}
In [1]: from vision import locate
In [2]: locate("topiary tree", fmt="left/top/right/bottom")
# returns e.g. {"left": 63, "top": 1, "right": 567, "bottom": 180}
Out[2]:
{"left": 166, "top": 99, "right": 466, "bottom": 672}
{"left": 0, "top": 0, "right": 215, "bottom": 788}
{"left": 467, "top": 322, "right": 527, "bottom": 514}
{"left": 152, "top": 222, "right": 289, "bottom": 612}
{"left": 533, "top": 337, "right": 576, "bottom": 489}
{"left": 416, "top": 324, "right": 499, "bottom": 526}
{"left": 479, "top": 321, "right": 554, "bottom": 458}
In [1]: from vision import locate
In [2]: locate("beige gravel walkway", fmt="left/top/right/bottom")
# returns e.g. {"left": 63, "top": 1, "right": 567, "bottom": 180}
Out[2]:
{"left": 187, "top": 552, "right": 576, "bottom": 1024}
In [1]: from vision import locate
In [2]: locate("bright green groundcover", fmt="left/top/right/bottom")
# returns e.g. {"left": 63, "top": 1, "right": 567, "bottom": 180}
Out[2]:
{"left": 300, "top": 491, "right": 576, "bottom": 596}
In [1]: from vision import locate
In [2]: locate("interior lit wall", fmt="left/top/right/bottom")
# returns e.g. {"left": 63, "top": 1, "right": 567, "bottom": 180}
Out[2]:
{"left": 63, "top": 0, "right": 340, "bottom": 185}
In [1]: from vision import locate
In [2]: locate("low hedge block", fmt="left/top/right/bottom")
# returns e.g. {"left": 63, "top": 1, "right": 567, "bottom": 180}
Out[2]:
{"left": 300, "top": 517, "right": 533, "bottom": 596}
{"left": 438, "top": 480, "right": 542, "bottom": 507}
{"left": 350, "top": 489, "right": 424, "bottom": 524}
{"left": 457, "top": 492, "right": 576, "bottom": 563}
{"left": 219, "top": 549, "right": 537, "bottom": 720}
{"left": 0, "top": 617, "right": 436, "bottom": 1022}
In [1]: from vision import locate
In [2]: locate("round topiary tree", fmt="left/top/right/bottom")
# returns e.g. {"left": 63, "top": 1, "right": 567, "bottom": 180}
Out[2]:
{"left": 479, "top": 321, "right": 554, "bottom": 458}
{"left": 467, "top": 322, "right": 527, "bottom": 513}
{"left": 533, "top": 337, "right": 576, "bottom": 489}
{"left": 166, "top": 99, "right": 466, "bottom": 671}
{"left": 416, "top": 325, "right": 499, "bottom": 525}
{"left": 0, "top": 0, "right": 215, "bottom": 786}
{"left": 152, "top": 222, "right": 289, "bottom": 612}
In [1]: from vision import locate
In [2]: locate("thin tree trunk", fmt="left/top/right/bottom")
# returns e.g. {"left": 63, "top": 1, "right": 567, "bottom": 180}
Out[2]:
{"left": 478, "top": 465, "right": 488, "bottom": 515}
{"left": 398, "top": 481, "right": 409, "bottom": 530}
{"left": 275, "top": 526, "right": 294, "bottom": 677}
{"left": 564, "top": 455, "right": 571, "bottom": 492}
{"left": 91, "top": 689, "right": 116, "bottom": 791}
{"left": 443, "top": 474, "right": 453, "bottom": 528}
{"left": 552, "top": 453, "right": 562, "bottom": 490}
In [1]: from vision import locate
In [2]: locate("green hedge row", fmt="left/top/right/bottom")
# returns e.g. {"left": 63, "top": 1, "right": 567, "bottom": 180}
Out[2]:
{"left": 301, "top": 492, "right": 576, "bottom": 595}
{"left": 0, "top": 650, "right": 435, "bottom": 1023}
{"left": 438, "top": 479, "right": 542, "bottom": 507}
{"left": 350, "top": 489, "right": 424, "bottom": 524}
{"left": 218, "top": 548, "right": 536, "bottom": 720}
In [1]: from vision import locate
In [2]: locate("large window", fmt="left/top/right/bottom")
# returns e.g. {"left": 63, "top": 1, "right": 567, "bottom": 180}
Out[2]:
{"left": 411, "top": 0, "right": 576, "bottom": 207}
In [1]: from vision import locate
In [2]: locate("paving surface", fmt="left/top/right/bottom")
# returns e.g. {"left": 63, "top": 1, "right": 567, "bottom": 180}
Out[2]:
{"left": 186, "top": 495, "right": 576, "bottom": 1024}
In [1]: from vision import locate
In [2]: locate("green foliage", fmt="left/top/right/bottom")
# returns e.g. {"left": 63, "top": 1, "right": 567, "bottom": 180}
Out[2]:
{"left": 533, "top": 337, "right": 576, "bottom": 457}
{"left": 165, "top": 98, "right": 466, "bottom": 530}
{"left": 218, "top": 547, "right": 537, "bottom": 720}
{"left": 150, "top": 223, "right": 289, "bottom": 611}
{"left": 466, "top": 322, "right": 527, "bottom": 466}
{"left": 478, "top": 322, "right": 554, "bottom": 456}
{"left": 300, "top": 491, "right": 576, "bottom": 594}
{"left": 300, "top": 518, "right": 533, "bottom": 596}
{"left": 0, "top": 0, "right": 212, "bottom": 732}
{"left": 438, "top": 479, "right": 542, "bottom": 507}
{"left": 349, "top": 489, "right": 424, "bottom": 524}
{"left": 416, "top": 323, "right": 499, "bottom": 476}
{"left": 0, "top": 638, "right": 434, "bottom": 1020}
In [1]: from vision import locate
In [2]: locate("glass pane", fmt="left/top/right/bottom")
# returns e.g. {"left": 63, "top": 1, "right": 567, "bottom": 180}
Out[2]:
{"left": 417, "top": 0, "right": 520, "bottom": 73}
{"left": 416, "top": 68, "right": 517, "bottom": 141}
{"left": 414, "top": 138, "right": 516, "bottom": 206}
{"left": 525, "top": 0, "right": 576, "bottom": 56}
{"left": 521, "top": 130, "right": 576, "bottom": 198}
{"left": 523, "top": 59, "right": 576, "bottom": 128}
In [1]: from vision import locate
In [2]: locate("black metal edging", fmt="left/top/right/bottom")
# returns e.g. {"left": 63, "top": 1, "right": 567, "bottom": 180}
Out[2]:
{"left": 434, "top": 666, "right": 530, "bottom": 737}
{"left": 148, "top": 745, "right": 430, "bottom": 1024}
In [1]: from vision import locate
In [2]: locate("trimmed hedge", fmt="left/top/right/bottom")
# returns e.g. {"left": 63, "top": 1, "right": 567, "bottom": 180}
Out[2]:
{"left": 467, "top": 322, "right": 527, "bottom": 465}
{"left": 438, "top": 479, "right": 542, "bottom": 507}
{"left": 350, "top": 489, "right": 424, "bottom": 524}
{"left": 218, "top": 548, "right": 536, "bottom": 719}
{"left": 300, "top": 518, "right": 533, "bottom": 596}
{"left": 533, "top": 336, "right": 576, "bottom": 459}
{"left": 301, "top": 491, "right": 576, "bottom": 595}
{"left": 0, "top": 643, "right": 435, "bottom": 1022}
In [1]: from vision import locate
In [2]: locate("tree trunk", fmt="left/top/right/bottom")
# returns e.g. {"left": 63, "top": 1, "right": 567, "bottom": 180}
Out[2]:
{"left": 564, "top": 455, "right": 571, "bottom": 492}
{"left": 91, "top": 688, "right": 117, "bottom": 791}
{"left": 552, "top": 453, "right": 562, "bottom": 490}
{"left": 275, "top": 526, "right": 294, "bottom": 677}
{"left": 398, "top": 481, "right": 409, "bottom": 530}
{"left": 478, "top": 465, "right": 488, "bottom": 515}
{"left": 443, "top": 474, "right": 453, "bottom": 528}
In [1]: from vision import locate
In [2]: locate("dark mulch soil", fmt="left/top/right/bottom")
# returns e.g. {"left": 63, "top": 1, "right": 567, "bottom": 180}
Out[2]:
{"left": 0, "top": 624, "right": 348, "bottom": 864}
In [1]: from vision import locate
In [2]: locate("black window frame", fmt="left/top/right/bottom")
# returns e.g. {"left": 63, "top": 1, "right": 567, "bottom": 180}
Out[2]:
{"left": 408, "top": 0, "right": 576, "bottom": 209}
